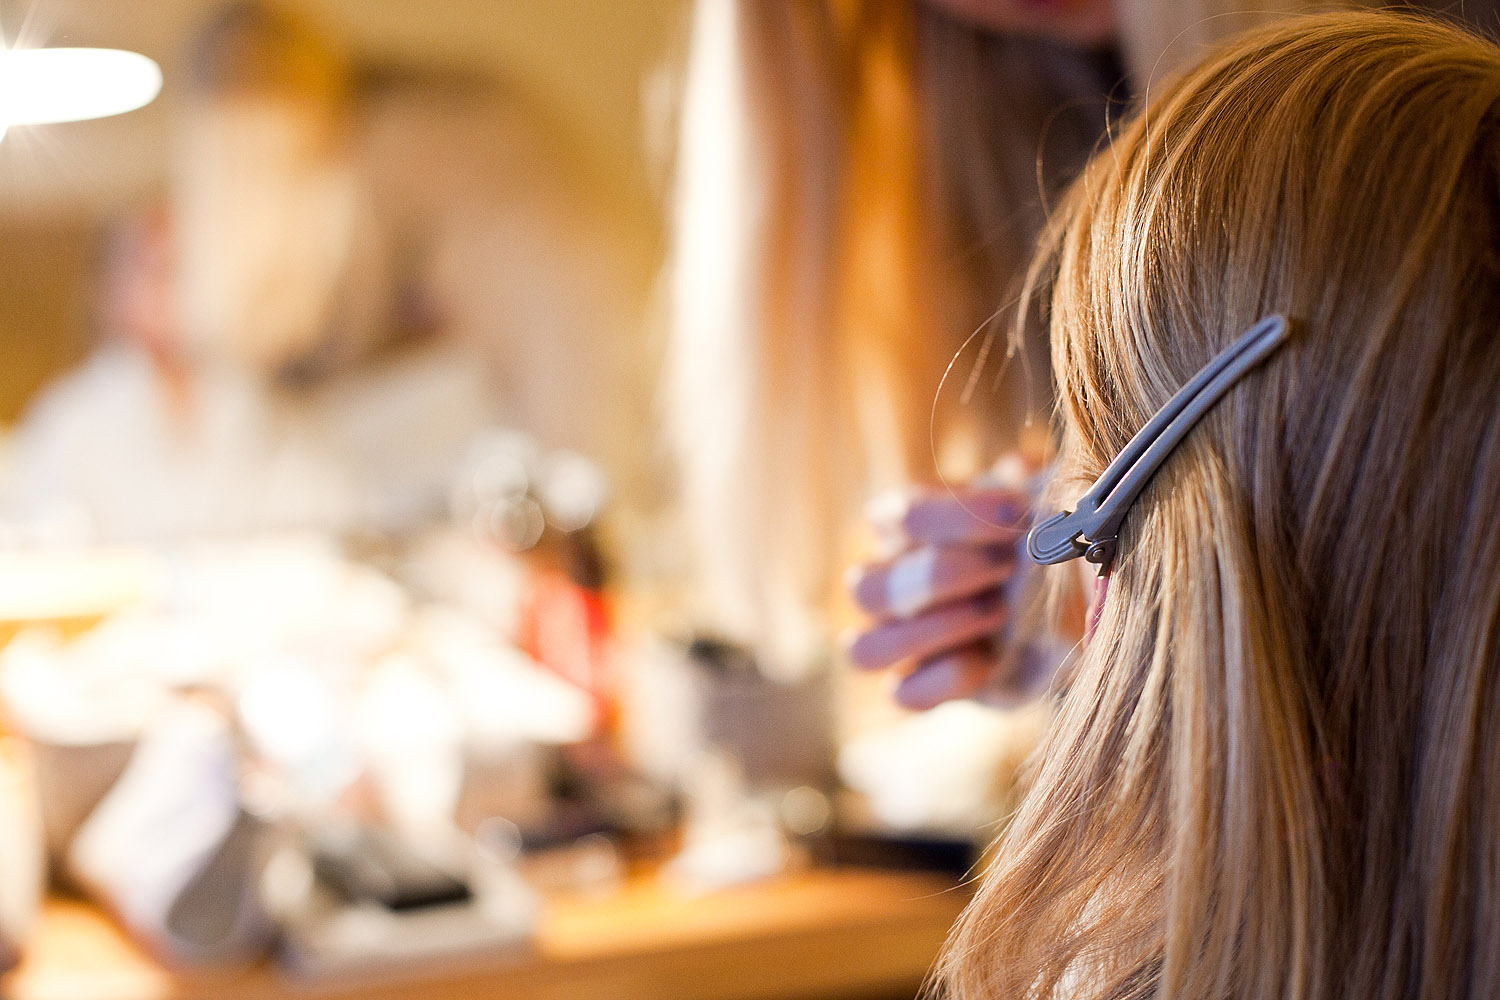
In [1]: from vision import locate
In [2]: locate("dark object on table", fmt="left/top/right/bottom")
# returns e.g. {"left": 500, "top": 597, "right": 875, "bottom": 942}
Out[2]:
{"left": 312, "top": 828, "right": 471, "bottom": 911}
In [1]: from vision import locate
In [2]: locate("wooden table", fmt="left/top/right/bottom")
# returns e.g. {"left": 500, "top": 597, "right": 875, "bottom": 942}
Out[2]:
{"left": 4, "top": 868, "right": 969, "bottom": 1000}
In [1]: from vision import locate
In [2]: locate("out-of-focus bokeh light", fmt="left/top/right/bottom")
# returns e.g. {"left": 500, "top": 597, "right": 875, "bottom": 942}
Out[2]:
{"left": 0, "top": 47, "right": 161, "bottom": 139}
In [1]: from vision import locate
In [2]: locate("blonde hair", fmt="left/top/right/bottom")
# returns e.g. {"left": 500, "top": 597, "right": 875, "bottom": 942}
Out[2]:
{"left": 941, "top": 11, "right": 1500, "bottom": 1000}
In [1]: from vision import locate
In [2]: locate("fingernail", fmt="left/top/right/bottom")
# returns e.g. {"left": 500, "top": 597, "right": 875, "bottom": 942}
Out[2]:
{"left": 841, "top": 627, "right": 880, "bottom": 669}
{"left": 885, "top": 548, "right": 936, "bottom": 619}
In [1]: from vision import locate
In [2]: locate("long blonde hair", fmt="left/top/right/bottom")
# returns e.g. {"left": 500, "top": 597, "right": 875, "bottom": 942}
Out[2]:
{"left": 942, "top": 12, "right": 1500, "bottom": 999}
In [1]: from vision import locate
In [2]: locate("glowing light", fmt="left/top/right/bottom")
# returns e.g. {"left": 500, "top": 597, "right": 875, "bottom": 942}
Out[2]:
{"left": 0, "top": 47, "right": 161, "bottom": 133}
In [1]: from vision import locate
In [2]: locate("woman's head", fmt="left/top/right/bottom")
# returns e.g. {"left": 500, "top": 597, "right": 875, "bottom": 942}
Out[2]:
{"left": 946, "top": 12, "right": 1500, "bottom": 999}
{"left": 172, "top": 2, "right": 387, "bottom": 380}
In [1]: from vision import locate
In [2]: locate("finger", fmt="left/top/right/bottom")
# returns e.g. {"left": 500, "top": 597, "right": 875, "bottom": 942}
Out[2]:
{"left": 846, "top": 595, "right": 1008, "bottom": 671}
{"left": 893, "top": 643, "right": 997, "bottom": 710}
{"left": 848, "top": 543, "right": 1015, "bottom": 619}
{"left": 902, "top": 487, "right": 1029, "bottom": 546}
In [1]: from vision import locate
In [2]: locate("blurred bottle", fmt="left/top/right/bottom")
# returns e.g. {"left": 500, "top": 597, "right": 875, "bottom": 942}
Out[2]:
{"left": 456, "top": 432, "right": 617, "bottom": 731}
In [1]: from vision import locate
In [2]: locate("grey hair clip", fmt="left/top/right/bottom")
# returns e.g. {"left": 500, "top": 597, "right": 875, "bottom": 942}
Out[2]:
{"left": 1027, "top": 314, "right": 1291, "bottom": 575}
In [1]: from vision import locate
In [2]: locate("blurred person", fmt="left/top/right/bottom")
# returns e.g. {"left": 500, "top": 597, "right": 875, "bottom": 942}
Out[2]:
{"left": 664, "top": 0, "right": 1126, "bottom": 682}
{"left": 2, "top": 1, "right": 648, "bottom": 544}
{"left": 4, "top": 3, "right": 469, "bottom": 541}
{"left": 937, "top": 12, "right": 1500, "bottom": 998}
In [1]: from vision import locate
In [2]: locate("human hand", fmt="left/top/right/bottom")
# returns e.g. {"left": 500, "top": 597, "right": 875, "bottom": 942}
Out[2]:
{"left": 845, "top": 481, "right": 1034, "bottom": 711}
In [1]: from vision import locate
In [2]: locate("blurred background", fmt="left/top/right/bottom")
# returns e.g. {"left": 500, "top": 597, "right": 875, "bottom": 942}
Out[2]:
{"left": 1, "top": 0, "right": 1456, "bottom": 997}
{"left": 0, "top": 0, "right": 674, "bottom": 419}
{"left": 0, "top": 3, "right": 1017, "bottom": 997}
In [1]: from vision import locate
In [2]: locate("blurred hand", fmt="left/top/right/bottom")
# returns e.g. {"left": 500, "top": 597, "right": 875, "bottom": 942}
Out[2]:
{"left": 845, "top": 482, "right": 1031, "bottom": 711}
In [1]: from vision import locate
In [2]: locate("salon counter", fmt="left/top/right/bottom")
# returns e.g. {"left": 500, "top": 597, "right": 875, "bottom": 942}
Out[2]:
{"left": 4, "top": 867, "right": 967, "bottom": 1000}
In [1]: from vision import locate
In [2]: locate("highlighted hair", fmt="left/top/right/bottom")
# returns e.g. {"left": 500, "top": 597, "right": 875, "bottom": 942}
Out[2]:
{"left": 941, "top": 12, "right": 1500, "bottom": 1000}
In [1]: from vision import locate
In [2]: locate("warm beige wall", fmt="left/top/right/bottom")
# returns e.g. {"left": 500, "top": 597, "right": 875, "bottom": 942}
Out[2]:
{"left": 0, "top": 221, "right": 95, "bottom": 423}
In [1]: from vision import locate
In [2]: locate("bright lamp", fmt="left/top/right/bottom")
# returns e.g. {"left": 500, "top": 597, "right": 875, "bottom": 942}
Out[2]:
{"left": 0, "top": 47, "right": 162, "bottom": 139}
